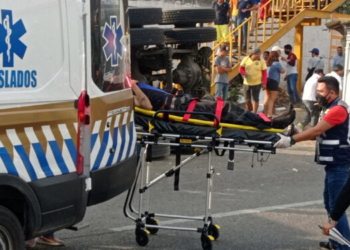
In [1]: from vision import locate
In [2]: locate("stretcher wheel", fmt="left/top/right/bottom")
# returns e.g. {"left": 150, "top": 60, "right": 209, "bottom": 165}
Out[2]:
{"left": 146, "top": 218, "right": 159, "bottom": 234}
{"left": 135, "top": 229, "right": 149, "bottom": 246}
{"left": 208, "top": 224, "right": 220, "bottom": 240}
{"left": 201, "top": 235, "right": 213, "bottom": 250}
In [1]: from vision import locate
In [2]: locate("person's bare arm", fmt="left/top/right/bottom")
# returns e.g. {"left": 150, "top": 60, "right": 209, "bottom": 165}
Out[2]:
{"left": 293, "top": 119, "right": 333, "bottom": 142}
{"left": 242, "top": 4, "right": 258, "bottom": 12}
{"left": 225, "top": 66, "right": 233, "bottom": 72}
{"left": 131, "top": 81, "right": 153, "bottom": 110}
{"left": 215, "top": 65, "right": 227, "bottom": 74}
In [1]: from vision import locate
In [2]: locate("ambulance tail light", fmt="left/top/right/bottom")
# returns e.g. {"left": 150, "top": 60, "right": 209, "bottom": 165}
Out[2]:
{"left": 76, "top": 90, "right": 90, "bottom": 175}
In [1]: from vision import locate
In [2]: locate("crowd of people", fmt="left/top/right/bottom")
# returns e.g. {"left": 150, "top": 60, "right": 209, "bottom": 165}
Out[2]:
{"left": 213, "top": 42, "right": 345, "bottom": 131}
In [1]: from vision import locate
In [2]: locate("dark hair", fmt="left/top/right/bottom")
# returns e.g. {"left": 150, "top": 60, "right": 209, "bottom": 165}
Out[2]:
{"left": 337, "top": 46, "right": 342, "bottom": 49}
{"left": 266, "top": 51, "right": 279, "bottom": 66}
{"left": 317, "top": 76, "right": 339, "bottom": 94}
{"left": 333, "top": 64, "right": 343, "bottom": 72}
{"left": 263, "top": 51, "right": 270, "bottom": 55}
{"left": 314, "top": 68, "right": 324, "bottom": 74}
{"left": 284, "top": 44, "right": 292, "bottom": 50}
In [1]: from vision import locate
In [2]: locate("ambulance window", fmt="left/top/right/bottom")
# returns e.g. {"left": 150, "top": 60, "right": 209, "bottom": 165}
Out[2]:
{"left": 91, "top": 0, "right": 129, "bottom": 92}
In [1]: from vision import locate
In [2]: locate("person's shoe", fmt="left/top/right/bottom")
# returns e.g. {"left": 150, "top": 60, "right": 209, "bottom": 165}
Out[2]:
{"left": 25, "top": 238, "right": 36, "bottom": 248}
{"left": 319, "top": 241, "right": 335, "bottom": 250}
{"left": 296, "top": 122, "right": 303, "bottom": 131}
{"left": 36, "top": 236, "right": 64, "bottom": 246}
{"left": 271, "top": 109, "right": 296, "bottom": 128}
{"left": 294, "top": 101, "right": 304, "bottom": 108}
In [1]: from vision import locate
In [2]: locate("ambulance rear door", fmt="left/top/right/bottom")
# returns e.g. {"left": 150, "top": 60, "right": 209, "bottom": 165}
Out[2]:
{"left": 0, "top": 0, "right": 87, "bottom": 232}
{"left": 67, "top": 0, "right": 138, "bottom": 206}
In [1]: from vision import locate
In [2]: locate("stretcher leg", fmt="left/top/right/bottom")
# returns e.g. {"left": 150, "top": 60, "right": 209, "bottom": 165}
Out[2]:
{"left": 125, "top": 132, "right": 276, "bottom": 250}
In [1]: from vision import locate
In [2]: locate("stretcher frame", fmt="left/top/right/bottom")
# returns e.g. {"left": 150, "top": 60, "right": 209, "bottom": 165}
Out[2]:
{"left": 124, "top": 110, "right": 278, "bottom": 250}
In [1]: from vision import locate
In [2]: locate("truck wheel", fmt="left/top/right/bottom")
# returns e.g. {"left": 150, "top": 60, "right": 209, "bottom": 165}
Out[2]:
{"left": 162, "top": 9, "right": 216, "bottom": 27}
{"left": 151, "top": 139, "right": 171, "bottom": 159}
{"left": 128, "top": 7, "right": 163, "bottom": 27}
{"left": 0, "top": 206, "right": 24, "bottom": 250}
{"left": 163, "top": 27, "right": 217, "bottom": 44}
{"left": 130, "top": 28, "right": 164, "bottom": 47}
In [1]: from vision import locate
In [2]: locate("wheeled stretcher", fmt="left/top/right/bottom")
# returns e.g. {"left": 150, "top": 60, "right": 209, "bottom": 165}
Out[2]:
{"left": 124, "top": 108, "right": 282, "bottom": 250}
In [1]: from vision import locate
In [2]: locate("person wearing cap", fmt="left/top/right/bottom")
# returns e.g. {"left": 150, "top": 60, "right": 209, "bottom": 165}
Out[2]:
{"left": 298, "top": 68, "right": 324, "bottom": 130}
{"left": 263, "top": 46, "right": 285, "bottom": 117}
{"left": 212, "top": 0, "right": 231, "bottom": 45}
{"left": 326, "top": 64, "right": 344, "bottom": 98}
{"left": 281, "top": 44, "right": 301, "bottom": 104}
{"left": 214, "top": 45, "right": 233, "bottom": 100}
{"left": 306, "top": 48, "right": 324, "bottom": 82}
{"left": 239, "top": 48, "right": 267, "bottom": 113}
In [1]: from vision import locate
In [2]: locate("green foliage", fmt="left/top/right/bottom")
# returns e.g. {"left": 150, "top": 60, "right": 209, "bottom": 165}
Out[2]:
{"left": 335, "top": 0, "right": 350, "bottom": 14}
{"left": 228, "top": 84, "right": 243, "bottom": 103}
{"left": 227, "top": 74, "right": 243, "bottom": 103}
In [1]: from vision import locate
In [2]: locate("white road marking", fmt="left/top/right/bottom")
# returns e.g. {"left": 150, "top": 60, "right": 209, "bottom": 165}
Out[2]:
{"left": 110, "top": 199, "right": 323, "bottom": 232}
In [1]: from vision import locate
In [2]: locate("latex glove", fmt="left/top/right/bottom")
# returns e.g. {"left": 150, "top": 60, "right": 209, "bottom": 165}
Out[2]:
{"left": 274, "top": 133, "right": 292, "bottom": 148}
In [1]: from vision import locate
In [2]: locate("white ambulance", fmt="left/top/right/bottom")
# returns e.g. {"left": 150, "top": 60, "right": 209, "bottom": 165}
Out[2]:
{"left": 0, "top": 0, "right": 137, "bottom": 249}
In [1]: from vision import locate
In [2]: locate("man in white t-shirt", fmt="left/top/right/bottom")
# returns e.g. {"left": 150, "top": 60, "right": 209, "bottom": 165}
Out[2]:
{"left": 298, "top": 68, "right": 324, "bottom": 130}
{"left": 326, "top": 64, "right": 344, "bottom": 97}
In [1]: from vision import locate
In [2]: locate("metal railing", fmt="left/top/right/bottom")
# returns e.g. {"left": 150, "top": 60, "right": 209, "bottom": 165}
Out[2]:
{"left": 209, "top": 0, "right": 333, "bottom": 91}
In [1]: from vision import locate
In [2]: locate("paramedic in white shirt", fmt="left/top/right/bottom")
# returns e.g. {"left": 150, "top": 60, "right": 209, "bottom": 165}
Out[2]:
{"left": 298, "top": 68, "right": 324, "bottom": 130}
{"left": 326, "top": 64, "right": 344, "bottom": 98}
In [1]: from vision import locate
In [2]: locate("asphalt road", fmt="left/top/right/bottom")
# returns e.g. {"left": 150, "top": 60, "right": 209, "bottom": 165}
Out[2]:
{"left": 33, "top": 141, "right": 336, "bottom": 250}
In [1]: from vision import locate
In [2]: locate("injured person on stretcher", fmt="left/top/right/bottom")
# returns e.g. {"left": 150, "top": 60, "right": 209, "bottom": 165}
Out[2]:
{"left": 131, "top": 81, "right": 295, "bottom": 129}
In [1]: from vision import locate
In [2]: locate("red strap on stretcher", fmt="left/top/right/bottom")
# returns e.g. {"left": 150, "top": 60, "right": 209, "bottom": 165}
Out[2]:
{"left": 182, "top": 99, "right": 199, "bottom": 122}
{"left": 214, "top": 97, "right": 224, "bottom": 126}
{"left": 257, "top": 112, "right": 272, "bottom": 122}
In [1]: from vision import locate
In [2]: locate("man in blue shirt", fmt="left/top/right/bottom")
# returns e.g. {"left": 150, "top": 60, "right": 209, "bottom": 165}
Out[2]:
{"left": 212, "top": 0, "right": 231, "bottom": 44}
{"left": 331, "top": 46, "right": 344, "bottom": 68}
{"left": 237, "top": 0, "right": 258, "bottom": 51}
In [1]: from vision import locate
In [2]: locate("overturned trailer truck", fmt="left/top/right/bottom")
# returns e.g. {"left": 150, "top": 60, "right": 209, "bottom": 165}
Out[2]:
{"left": 129, "top": 7, "right": 217, "bottom": 95}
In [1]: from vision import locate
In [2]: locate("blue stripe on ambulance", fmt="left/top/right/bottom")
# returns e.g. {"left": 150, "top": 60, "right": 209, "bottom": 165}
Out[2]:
{"left": 126, "top": 121, "right": 135, "bottom": 157}
{"left": 48, "top": 141, "right": 69, "bottom": 174}
{"left": 92, "top": 127, "right": 110, "bottom": 171}
{"left": 14, "top": 145, "right": 38, "bottom": 180}
{"left": 0, "top": 147, "right": 19, "bottom": 176}
{"left": 32, "top": 143, "right": 54, "bottom": 177}
{"left": 106, "top": 121, "right": 120, "bottom": 167}
{"left": 117, "top": 123, "right": 126, "bottom": 162}
{"left": 64, "top": 139, "right": 77, "bottom": 166}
